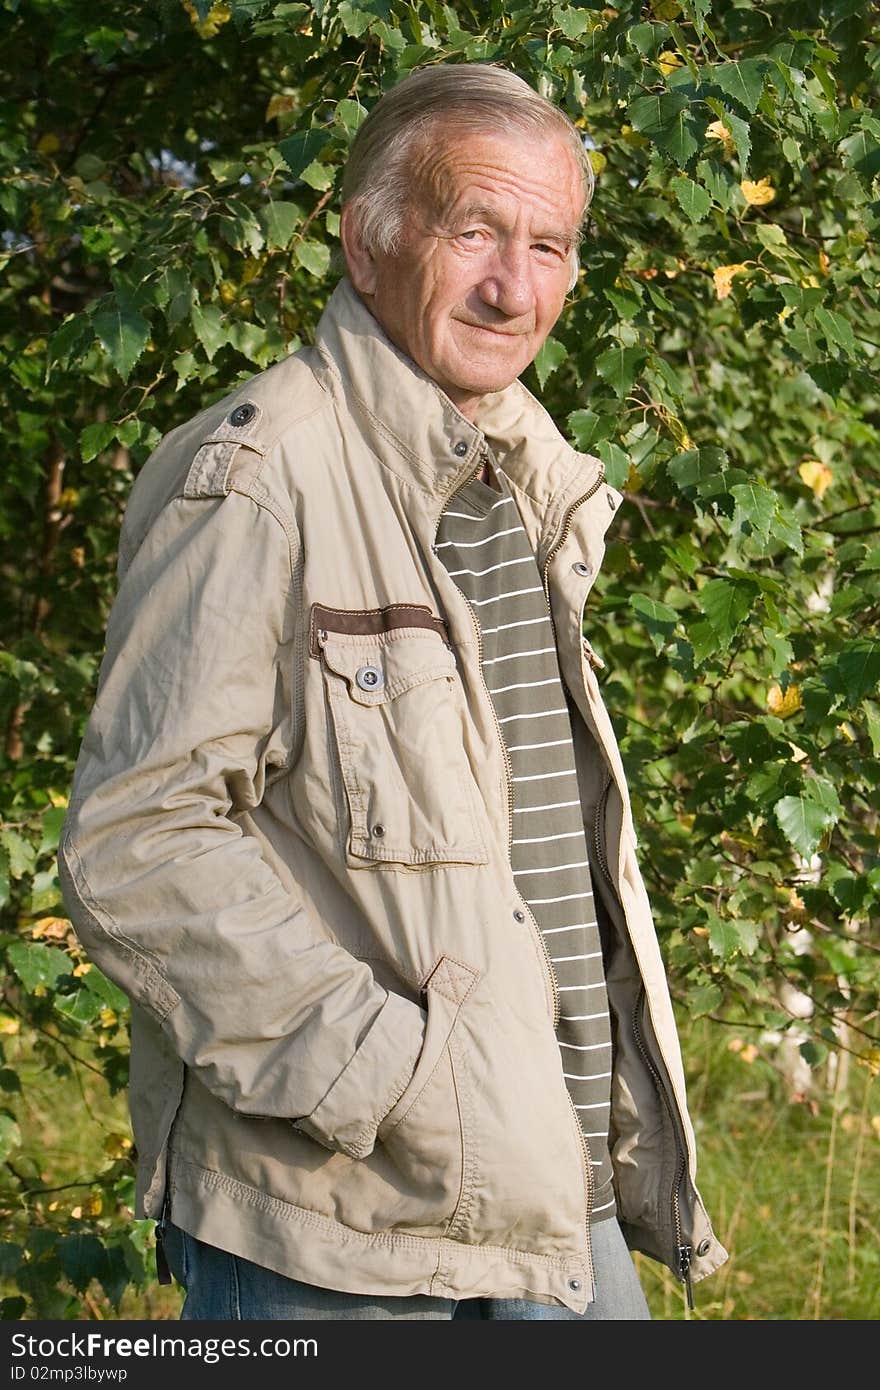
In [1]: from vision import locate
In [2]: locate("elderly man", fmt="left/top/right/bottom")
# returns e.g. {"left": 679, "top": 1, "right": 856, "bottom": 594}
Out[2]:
{"left": 59, "top": 63, "right": 725, "bottom": 1321}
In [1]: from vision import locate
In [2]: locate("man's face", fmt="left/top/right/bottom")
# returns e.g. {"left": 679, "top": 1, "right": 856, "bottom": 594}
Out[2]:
{"left": 342, "top": 124, "right": 584, "bottom": 420}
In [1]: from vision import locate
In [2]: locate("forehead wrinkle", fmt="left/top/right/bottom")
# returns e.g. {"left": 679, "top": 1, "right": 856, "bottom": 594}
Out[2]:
{"left": 407, "top": 132, "right": 583, "bottom": 234}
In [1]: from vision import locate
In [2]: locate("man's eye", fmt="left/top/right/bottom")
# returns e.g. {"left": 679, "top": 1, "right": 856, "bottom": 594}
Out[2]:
{"left": 534, "top": 242, "right": 565, "bottom": 257}
{"left": 458, "top": 229, "right": 482, "bottom": 241}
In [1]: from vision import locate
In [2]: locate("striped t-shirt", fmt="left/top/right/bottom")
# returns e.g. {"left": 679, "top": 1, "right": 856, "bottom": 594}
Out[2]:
{"left": 435, "top": 463, "right": 615, "bottom": 1222}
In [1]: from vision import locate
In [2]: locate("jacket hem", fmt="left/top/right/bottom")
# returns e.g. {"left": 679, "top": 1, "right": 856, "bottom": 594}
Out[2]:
{"left": 167, "top": 1154, "right": 593, "bottom": 1313}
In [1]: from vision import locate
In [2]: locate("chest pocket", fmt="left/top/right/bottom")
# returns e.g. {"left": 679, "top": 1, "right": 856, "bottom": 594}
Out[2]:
{"left": 316, "top": 625, "right": 488, "bottom": 868}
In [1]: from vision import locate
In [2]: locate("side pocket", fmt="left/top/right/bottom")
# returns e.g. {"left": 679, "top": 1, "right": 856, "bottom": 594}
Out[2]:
{"left": 375, "top": 955, "right": 479, "bottom": 1231}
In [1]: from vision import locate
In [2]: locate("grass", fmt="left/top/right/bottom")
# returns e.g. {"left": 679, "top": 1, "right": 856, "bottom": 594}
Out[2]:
{"left": 3, "top": 1017, "right": 877, "bottom": 1320}
{"left": 638, "top": 1017, "right": 879, "bottom": 1320}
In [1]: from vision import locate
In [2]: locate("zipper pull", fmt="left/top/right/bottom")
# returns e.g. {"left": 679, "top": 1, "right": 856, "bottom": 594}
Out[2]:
{"left": 677, "top": 1243, "right": 694, "bottom": 1311}
{"left": 155, "top": 1190, "right": 172, "bottom": 1286}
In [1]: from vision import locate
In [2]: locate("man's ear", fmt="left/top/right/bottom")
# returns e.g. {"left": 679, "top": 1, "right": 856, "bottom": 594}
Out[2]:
{"left": 340, "top": 204, "right": 378, "bottom": 295}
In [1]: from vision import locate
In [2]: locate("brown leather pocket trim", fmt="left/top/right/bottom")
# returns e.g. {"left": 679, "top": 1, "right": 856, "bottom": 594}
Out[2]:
{"left": 309, "top": 602, "right": 450, "bottom": 657}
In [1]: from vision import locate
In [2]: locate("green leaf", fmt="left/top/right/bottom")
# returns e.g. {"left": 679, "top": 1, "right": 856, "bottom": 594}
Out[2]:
{"left": 258, "top": 202, "right": 300, "bottom": 251}
{"left": 629, "top": 91, "right": 699, "bottom": 167}
{"left": 80, "top": 422, "right": 117, "bottom": 463}
{"left": 839, "top": 126, "right": 880, "bottom": 177}
{"left": 826, "top": 641, "right": 880, "bottom": 702}
{"left": 698, "top": 577, "right": 758, "bottom": 644}
{"left": 0, "top": 1115, "right": 21, "bottom": 1163}
{"left": 278, "top": 128, "right": 331, "bottom": 180}
{"left": 0, "top": 828, "right": 36, "bottom": 879}
{"left": 774, "top": 796, "right": 834, "bottom": 857}
{"left": 595, "top": 440, "right": 631, "bottom": 490}
{"left": 336, "top": 98, "right": 366, "bottom": 134}
{"left": 567, "top": 409, "right": 614, "bottom": 451}
{"left": 667, "top": 446, "right": 729, "bottom": 492}
{"left": 533, "top": 336, "right": 568, "bottom": 389}
{"left": 595, "top": 345, "right": 646, "bottom": 398}
{"left": 79, "top": 967, "right": 128, "bottom": 1013}
{"left": 191, "top": 302, "right": 228, "bottom": 361}
{"left": 630, "top": 593, "right": 679, "bottom": 653}
{"left": 671, "top": 176, "right": 712, "bottom": 223}
{"left": 57, "top": 1234, "right": 107, "bottom": 1294}
{"left": 813, "top": 306, "right": 858, "bottom": 358}
{"left": 689, "top": 983, "right": 723, "bottom": 1017}
{"left": 730, "top": 482, "right": 777, "bottom": 540}
{"left": 709, "top": 917, "right": 759, "bottom": 959}
{"left": 708, "top": 60, "right": 767, "bottom": 115}
{"left": 300, "top": 159, "right": 335, "bottom": 192}
{"left": 628, "top": 22, "right": 669, "bottom": 56}
{"left": 7, "top": 942, "right": 73, "bottom": 992}
{"left": 294, "top": 239, "right": 331, "bottom": 279}
{"left": 91, "top": 293, "right": 150, "bottom": 383}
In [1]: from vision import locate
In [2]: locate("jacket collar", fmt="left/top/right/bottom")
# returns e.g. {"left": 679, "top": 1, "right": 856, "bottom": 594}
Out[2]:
{"left": 312, "top": 278, "right": 605, "bottom": 538}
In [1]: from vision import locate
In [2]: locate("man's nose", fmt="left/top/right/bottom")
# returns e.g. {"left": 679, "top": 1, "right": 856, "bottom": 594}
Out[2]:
{"left": 478, "top": 242, "right": 536, "bottom": 318}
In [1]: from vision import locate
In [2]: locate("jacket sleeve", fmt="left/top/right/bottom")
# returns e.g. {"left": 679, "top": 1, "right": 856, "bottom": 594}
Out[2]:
{"left": 58, "top": 484, "right": 426, "bottom": 1162}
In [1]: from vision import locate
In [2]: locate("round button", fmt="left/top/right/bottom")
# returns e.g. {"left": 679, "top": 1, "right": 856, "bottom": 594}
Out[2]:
{"left": 513, "top": 909, "right": 525, "bottom": 923}
{"left": 355, "top": 664, "right": 384, "bottom": 692}
{"left": 371, "top": 824, "right": 386, "bottom": 838}
{"left": 453, "top": 440, "right": 468, "bottom": 457}
{"left": 572, "top": 561, "right": 592, "bottom": 577}
{"left": 695, "top": 1238, "right": 711, "bottom": 1257}
{"left": 229, "top": 402, "right": 256, "bottom": 427}
{"left": 568, "top": 1278, "right": 582, "bottom": 1292}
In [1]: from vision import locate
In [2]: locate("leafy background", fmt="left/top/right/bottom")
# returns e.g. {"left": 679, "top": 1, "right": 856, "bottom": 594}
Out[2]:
{"left": 1, "top": 0, "right": 878, "bottom": 1319}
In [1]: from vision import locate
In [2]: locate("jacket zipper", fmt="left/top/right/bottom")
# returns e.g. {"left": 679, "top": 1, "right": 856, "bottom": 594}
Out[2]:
{"left": 434, "top": 444, "right": 558, "bottom": 1026}
{"left": 631, "top": 986, "right": 694, "bottom": 1308}
{"left": 539, "top": 469, "right": 606, "bottom": 611}
{"left": 594, "top": 770, "right": 694, "bottom": 1304}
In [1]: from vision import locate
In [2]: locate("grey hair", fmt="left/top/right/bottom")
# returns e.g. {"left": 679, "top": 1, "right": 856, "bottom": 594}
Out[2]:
{"left": 340, "top": 64, "right": 595, "bottom": 292}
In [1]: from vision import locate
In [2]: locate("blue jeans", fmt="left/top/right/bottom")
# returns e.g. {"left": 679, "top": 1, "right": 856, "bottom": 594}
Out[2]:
{"left": 164, "top": 1217, "right": 650, "bottom": 1320}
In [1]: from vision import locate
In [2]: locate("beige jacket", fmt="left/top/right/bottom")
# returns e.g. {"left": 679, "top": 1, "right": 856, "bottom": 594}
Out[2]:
{"left": 59, "top": 277, "right": 726, "bottom": 1313}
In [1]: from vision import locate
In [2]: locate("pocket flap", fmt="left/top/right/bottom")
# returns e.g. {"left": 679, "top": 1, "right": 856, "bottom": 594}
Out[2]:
{"left": 319, "top": 632, "right": 458, "bottom": 707}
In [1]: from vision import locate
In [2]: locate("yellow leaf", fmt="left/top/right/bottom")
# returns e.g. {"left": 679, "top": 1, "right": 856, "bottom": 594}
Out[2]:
{"left": 818, "top": 250, "right": 830, "bottom": 274}
{"left": 798, "top": 460, "right": 833, "bottom": 499}
{"left": 0, "top": 1015, "right": 20, "bottom": 1035}
{"left": 837, "top": 722, "right": 855, "bottom": 742}
{"left": 741, "top": 177, "right": 776, "bottom": 206}
{"left": 71, "top": 1206, "right": 82, "bottom": 1220}
{"left": 182, "top": 1, "right": 231, "bottom": 38}
{"left": 72, "top": 961, "right": 92, "bottom": 977}
{"left": 587, "top": 150, "right": 607, "bottom": 177}
{"left": 801, "top": 274, "right": 820, "bottom": 288}
{"left": 48, "top": 791, "right": 69, "bottom": 809}
{"left": 99, "top": 1006, "right": 118, "bottom": 1030}
{"left": 84, "top": 1193, "right": 103, "bottom": 1216}
{"left": 713, "top": 263, "right": 749, "bottom": 300}
{"left": 705, "top": 119, "right": 735, "bottom": 157}
{"left": 104, "top": 1133, "right": 133, "bottom": 1159}
{"left": 657, "top": 51, "right": 682, "bottom": 75}
{"left": 31, "top": 916, "right": 70, "bottom": 941}
{"left": 778, "top": 304, "right": 795, "bottom": 322}
{"left": 767, "top": 682, "right": 803, "bottom": 718}
{"left": 265, "top": 93, "right": 298, "bottom": 123}
{"left": 37, "top": 133, "right": 60, "bottom": 156}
